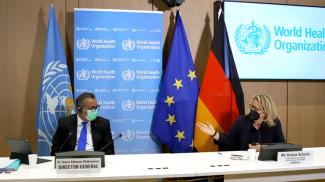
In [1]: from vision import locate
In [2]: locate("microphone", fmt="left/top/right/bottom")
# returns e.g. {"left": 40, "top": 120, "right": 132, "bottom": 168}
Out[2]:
{"left": 99, "top": 133, "right": 122, "bottom": 152}
{"left": 58, "top": 131, "right": 72, "bottom": 153}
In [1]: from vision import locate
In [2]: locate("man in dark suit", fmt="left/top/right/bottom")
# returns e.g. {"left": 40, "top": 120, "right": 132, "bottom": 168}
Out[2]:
{"left": 51, "top": 92, "right": 114, "bottom": 156}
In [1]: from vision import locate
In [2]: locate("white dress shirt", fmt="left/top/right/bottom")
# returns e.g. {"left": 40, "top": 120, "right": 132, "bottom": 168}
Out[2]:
{"left": 75, "top": 115, "right": 94, "bottom": 151}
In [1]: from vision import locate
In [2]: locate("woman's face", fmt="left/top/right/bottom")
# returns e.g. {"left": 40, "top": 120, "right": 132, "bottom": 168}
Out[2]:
{"left": 251, "top": 99, "right": 266, "bottom": 120}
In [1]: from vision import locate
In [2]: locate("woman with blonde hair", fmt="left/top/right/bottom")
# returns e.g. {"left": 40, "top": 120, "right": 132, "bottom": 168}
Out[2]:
{"left": 197, "top": 94, "right": 285, "bottom": 151}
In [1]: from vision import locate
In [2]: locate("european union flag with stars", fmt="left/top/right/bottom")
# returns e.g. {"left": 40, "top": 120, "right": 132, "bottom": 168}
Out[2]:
{"left": 152, "top": 11, "right": 199, "bottom": 153}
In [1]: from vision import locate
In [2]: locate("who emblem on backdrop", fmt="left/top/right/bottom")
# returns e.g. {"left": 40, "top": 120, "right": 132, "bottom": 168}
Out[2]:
{"left": 76, "top": 38, "right": 91, "bottom": 50}
{"left": 122, "top": 69, "right": 136, "bottom": 81}
{"left": 122, "top": 129, "right": 136, "bottom": 142}
{"left": 36, "top": 4, "right": 75, "bottom": 156}
{"left": 122, "top": 39, "right": 136, "bottom": 51}
{"left": 235, "top": 21, "right": 271, "bottom": 55}
{"left": 76, "top": 68, "right": 91, "bottom": 80}
{"left": 122, "top": 99, "right": 136, "bottom": 112}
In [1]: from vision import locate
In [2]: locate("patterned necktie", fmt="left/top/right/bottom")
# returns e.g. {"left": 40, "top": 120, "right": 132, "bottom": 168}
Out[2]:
{"left": 77, "top": 121, "right": 88, "bottom": 151}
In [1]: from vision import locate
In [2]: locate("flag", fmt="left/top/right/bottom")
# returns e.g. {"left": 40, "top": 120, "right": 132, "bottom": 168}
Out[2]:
{"left": 152, "top": 11, "right": 199, "bottom": 153}
{"left": 36, "top": 4, "right": 75, "bottom": 156}
{"left": 194, "top": 1, "right": 244, "bottom": 152}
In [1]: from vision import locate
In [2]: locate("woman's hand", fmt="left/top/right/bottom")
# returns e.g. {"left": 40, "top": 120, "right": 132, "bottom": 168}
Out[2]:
{"left": 196, "top": 122, "right": 217, "bottom": 138}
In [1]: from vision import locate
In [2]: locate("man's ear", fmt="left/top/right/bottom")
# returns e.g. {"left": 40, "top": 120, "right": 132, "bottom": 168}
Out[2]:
{"left": 77, "top": 106, "right": 82, "bottom": 113}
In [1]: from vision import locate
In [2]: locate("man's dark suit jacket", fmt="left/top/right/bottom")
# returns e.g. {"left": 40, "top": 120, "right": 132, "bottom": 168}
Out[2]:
{"left": 51, "top": 114, "right": 114, "bottom": 156}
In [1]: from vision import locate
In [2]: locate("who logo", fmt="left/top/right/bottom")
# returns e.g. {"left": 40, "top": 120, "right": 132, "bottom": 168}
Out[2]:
{"left": 121, "top": 69, "right": 135, "bottom": 81}
{"left": 122, "top": 99, "right": 136, "bottom": 112}
{"left": 76, "top": 38, "right": 91, "bottom": 50}
{"left": 76, "top": 68, "right": 90, "bottom": 80}
{"left": 235, "top": 21, "right": 271, "bottom": 55}
{"left": 122, "top": 129, "right": 136, "bottom": 142}
{"left": 122, "top": 39, "right": 136, "bottom": 51}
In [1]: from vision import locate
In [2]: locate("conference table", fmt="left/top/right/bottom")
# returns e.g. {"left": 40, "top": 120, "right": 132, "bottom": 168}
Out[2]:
{"left": 1, "top": 147, "right": 325, "bottom": 182}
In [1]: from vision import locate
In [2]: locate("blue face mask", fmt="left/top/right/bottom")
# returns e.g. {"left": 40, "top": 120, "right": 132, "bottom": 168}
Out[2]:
{"left": 86, "top": 109, "right": 98, "bottom": 121}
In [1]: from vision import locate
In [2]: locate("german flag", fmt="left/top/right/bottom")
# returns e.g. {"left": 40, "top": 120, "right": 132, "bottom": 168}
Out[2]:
{"left": 194, "top": 1, "right": 245, "bottom": 152}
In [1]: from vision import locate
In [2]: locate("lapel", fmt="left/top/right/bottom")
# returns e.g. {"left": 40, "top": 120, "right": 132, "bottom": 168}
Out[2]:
{"left": 90, "top": 119, "right": 98, "bottom": 150}
{"left": 70, "top": 114, "right": 78, "bottom": 149}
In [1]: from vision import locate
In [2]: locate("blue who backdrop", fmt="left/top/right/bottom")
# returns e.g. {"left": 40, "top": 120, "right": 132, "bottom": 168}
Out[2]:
{"left": 74, "top": 9, "right": 163, "bottom": 154}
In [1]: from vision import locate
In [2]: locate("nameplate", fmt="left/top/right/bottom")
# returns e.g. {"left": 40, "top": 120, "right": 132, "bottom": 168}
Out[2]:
{"left": 56, "top": 158, "right": 101, "bottom": 174}
{"left": 277, "top": 151, "right": 313, "bottom": 165}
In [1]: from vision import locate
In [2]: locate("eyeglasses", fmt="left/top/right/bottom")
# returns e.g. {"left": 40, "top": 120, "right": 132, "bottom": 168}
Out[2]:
{"left": 83, "top": 105, "right": 100, "bottom": 111}
{"left": 249, "top": 103, "right": 264, "bottom": 114}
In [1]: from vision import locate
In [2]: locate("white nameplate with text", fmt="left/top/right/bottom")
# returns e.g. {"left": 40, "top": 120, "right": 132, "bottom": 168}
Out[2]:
{"left": 56, "top": 158, "right": 101, "bottom": 174}
{"left": 277, "top": 151, "right": 313, "bottom": 165}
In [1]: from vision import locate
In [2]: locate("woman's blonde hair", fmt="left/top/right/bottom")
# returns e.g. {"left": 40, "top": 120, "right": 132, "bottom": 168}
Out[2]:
{"left": 251, "top": 94, "right": 278, "bottom": 127}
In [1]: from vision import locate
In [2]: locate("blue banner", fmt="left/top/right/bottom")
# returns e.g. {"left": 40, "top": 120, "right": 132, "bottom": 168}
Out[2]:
{"left": 74, "top": 9, "right": 163, "bottom": 154}
{"left": 37, "top": 4, "right": 75, "bottom": 156}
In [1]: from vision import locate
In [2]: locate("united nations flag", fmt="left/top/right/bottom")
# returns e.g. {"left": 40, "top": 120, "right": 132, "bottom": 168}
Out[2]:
{"left": 36, "top": 4, "right": 75, "bottom": 156}
{"left": 151, "top": 11, "right": 199, "bottom": 153}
